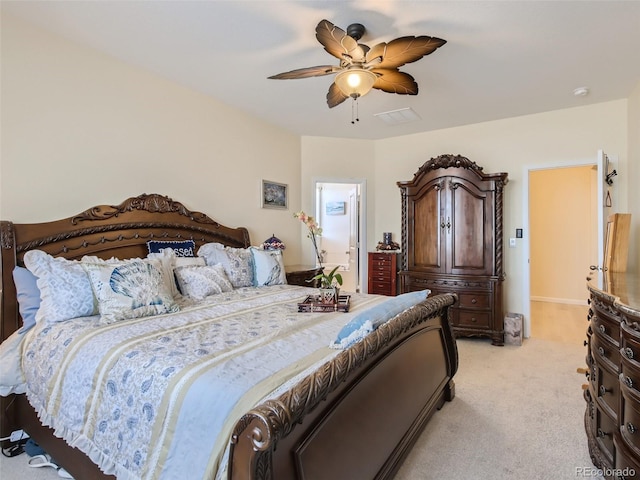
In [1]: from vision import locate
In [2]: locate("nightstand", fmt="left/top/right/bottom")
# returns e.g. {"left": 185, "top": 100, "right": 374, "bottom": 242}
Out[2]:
{"left": 285, "top": 265, "right": 323, "bottom": 288}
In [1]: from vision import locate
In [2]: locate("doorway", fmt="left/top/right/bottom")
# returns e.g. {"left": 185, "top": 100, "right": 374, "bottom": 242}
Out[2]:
{"left": 523, "top": 160, "right": 603, "bottom": 338}
{"left": 314, "top": 180, "right": 366, "bottom": 293}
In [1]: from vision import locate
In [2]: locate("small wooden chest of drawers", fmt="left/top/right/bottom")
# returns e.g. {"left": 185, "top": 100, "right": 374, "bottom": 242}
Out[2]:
{"left": 368, "top": 252, "right": 398, "bottom": 296}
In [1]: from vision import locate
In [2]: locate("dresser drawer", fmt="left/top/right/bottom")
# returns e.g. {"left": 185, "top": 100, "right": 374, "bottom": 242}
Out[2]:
{"left": 621, "top": 355, "right": 640, "bottom": 396}
{"left": 592, "top": 332, "right": 620, "bottom": 374}
{"left": 593, "top": 312, "right": 621, "bottom": 347}
{"left": 369, "top": 253, "right": 395, "bottom": 265}
{"left": 620, "top": 383, "right": 640, "bottom": 456}
{"left": 452, "top": 309, "right": 491, "bottom": 329}
{"left": 595, "top": 362, "right": 620, "bottom": 419}
{"left": 622, "top": 321, "right": 640, "bottom": 363}
{"left": 457, "top": 292, "right": 490, "bottom": 309}
{"left": 370, "top": 270, "right": 393, "bottom": 281}
{"left": 370, "top": 281, "right": 393, "bottom": 293}
{"left": 594, "top": 406, "right": 616, "bottom": 465}
{"left": 615, "top": 434, "right": 640, "bottom": 479}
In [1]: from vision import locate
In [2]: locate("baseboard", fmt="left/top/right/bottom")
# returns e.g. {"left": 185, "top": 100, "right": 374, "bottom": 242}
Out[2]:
{"left": 530, "top": 296, "right": 588, "bottom": 306}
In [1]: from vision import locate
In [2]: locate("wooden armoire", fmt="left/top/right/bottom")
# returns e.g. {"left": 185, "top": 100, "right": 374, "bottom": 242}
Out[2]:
{"left": 397, "top": 154, "right": 508, "bottom": 345}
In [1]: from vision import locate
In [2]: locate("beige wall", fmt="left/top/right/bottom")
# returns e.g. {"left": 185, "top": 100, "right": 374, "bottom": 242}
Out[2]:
{"left": 2, "top": 13, "right": 637, "bottom": 321}
{"left": 300, "top": 136, "right": 375, "bottom": 266}
{"left": 0, "top": 14, "right": 305, "bottom": 264}
{"left": 302, "top": 101, "right": 630, "bottom": 319}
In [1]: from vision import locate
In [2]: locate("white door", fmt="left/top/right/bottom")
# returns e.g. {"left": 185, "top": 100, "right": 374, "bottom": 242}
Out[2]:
{"left": 593, "top": 149, "right": 607, "bottom": 272}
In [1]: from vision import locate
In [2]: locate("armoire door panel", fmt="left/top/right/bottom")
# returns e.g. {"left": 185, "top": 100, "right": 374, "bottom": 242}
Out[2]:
{"left": 411, "top": 181, "right": 445, "bottom": 272}
{"left": 449, "top": 181, "right": 494, "bottom": 275}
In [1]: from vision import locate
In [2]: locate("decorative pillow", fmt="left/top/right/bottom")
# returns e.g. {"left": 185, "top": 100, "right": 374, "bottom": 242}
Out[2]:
{"left": 13, "top": 266, "right": 41, "bottom": 333}
{"left": 23, "top": 250, "right": 97, "bottom": 323}
{"left": 82, "top": 259, "right": 179, "bottom": 324}
{"left": 147, "top": 240, "right": 195, "bottom": 257}
{"left": 147, "top": 249, "right": 206, "bottom": 298}
{"left": 331, "top": 290, "right": 430, "bottom": 349}
{"left": 0, "top": 331, "right": 27, "bottom": 396}
{"left": 250, "top": 247, "right": 287, "bottom": 287}
{"left": 197, "top": 243, "right": 254, "bottom": 288}
{"left": 174, "top": 264, "right": 234, "bottom": 300}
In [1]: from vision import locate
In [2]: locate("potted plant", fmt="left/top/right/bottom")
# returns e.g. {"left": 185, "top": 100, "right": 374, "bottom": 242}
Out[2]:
{"left": 310, "top": 265, "right": 343, "bottom": 304}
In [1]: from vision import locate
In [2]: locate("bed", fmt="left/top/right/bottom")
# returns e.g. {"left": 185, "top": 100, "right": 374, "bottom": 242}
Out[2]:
{"left": 0, "top": 193, "right": 458, "bottom": 480}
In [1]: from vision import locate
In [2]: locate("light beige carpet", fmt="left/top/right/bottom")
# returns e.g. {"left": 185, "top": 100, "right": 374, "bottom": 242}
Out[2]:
{"left": 0, "top": 302, "right": 604, "bottom": 480}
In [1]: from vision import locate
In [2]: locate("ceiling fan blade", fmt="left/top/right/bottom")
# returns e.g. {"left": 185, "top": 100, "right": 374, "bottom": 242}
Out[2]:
{"left": 366, "top": 36, "right": 446, "bottom": 69}
{"left": 371, "top": 69, "right": 419, "bottom": 95}
{"left": 327, "top": 82, "right": 349, "bottom": 108}
{"left": 268, "top": 65, "right": 339, "bottom": 80}
{"left": 316, "top": 19, "right": 367, "bottom": 63}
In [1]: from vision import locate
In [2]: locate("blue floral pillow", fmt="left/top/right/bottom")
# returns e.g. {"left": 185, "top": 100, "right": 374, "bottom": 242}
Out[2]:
{"left": 197, "top": 243, "right": 254, "bottom": 288}
{"left": 12, "top": 266, "right": 41, "bottom": 332}
{"left": 23, "top": 249, "right": 98, "bottom": 323}
{"left": 250, "top": 248, "right": 287, "bottom": 287}
{"left": 174, "top": 264, "right": 233, "bottom": 300}
{"left": 82, "top": 259, "right": 179, "bottom": 324}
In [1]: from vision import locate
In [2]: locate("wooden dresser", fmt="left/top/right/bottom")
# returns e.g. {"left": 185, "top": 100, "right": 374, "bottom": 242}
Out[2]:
{"left": 367, "top": 252, "right": 398, "bottom": 296}
{"left": 397, "top": 154, "right": 508, "bottom": 345}
{"left": 585, "top": 272, "right": 640, "bottom": 478}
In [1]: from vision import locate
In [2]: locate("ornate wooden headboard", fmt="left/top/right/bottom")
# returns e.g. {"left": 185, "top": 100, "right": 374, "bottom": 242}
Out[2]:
{"left": 0, "top": 193, "right": 251, "bottom": 341}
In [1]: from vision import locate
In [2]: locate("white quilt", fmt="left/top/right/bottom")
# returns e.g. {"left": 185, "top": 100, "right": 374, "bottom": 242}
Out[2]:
{"left": 20, "top": 285, "right": 392, "bottom": 480}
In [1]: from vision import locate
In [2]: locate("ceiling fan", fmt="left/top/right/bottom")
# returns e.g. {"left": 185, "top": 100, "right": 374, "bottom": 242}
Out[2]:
{"left": 268, "top": 19, "right": 446, "bottom": 109}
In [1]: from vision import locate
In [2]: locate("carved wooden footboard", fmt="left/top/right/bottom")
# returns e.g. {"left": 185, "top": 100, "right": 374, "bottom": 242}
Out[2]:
{"left": 0, "top": 194, "right": 458, "bottom": 480}
{"left": 229, "top": 293, "right": 458, "bottom": 480}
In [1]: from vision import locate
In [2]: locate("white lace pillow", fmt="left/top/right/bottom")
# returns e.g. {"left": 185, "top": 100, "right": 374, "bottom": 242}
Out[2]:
{"left": 197, "top": 243, "right": 253, "bottom": 288}
{"left": 174, "top": 264, "right": 234, "bottom": 300}
{"left": 250, "top": 248, "right": 287, "bottom": 286}
{"left": 81, "top": 258, "right": 179, "bottom": 324}
{"left": 147, "top": 248, "right": 206, "bottom": 298}
{"left": 23, "top": 250, "right": 97, "bottom": 323}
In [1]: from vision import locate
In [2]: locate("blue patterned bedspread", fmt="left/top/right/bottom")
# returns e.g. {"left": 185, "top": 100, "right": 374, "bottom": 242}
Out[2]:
{"left": 21, "top": 285, "right": 399, "bottom": 480}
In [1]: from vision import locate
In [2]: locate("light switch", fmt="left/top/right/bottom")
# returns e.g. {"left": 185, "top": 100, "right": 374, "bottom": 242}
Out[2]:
{"left": 509, "top": 238, "right": 516, "bottom": 248}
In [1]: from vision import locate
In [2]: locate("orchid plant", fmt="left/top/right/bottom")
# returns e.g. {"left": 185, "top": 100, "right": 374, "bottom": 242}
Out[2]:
{"left": 294, "top": 211, "right": 323, "bottom": 268}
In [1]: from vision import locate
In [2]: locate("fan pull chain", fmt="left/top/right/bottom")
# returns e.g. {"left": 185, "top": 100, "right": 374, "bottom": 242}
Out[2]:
{"left": 351, "top": 97, "right": 360, "bottom": 124}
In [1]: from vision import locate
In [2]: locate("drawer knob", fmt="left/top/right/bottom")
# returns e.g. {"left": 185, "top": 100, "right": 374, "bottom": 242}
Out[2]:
{"left": 624, "top": 375, "right": 634, "bottom": 388}
{"left": 597, "top": 346, "right": 605, "bottom": 357}
{"left": 627, "top": 422, "right": 637, "bottom": 434}
{"left": 587, "top": 309, "right": 593, "bottom": 320}
{"left": 583, "top": 340, "right": 588, "bottom": 347}
{"left": 471, "top": 317, "right": 477, "bottom": 323}
{"left": 471, "top": 298, "right": 477, "bottom": 304}
{"left": 599, "top": 324, "right": 606, "bottom": 334}
{"left": 625, "top": 347, "right": 635, "bottom": 360}
{"left": 599, "top": 385, "right": 612, "bottom": 395}
{"left": 597, "top": 427, "right": 611, "bottom": 438}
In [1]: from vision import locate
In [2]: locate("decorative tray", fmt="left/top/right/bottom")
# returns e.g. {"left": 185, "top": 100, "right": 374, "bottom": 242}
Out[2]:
{"left": 297, "top": 295, "right": 351, "bottom": 313}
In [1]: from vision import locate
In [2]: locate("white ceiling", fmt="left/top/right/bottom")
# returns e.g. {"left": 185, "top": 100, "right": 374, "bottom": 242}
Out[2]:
{"left": 3, "top": 1, "right": 640, "bottom": 140}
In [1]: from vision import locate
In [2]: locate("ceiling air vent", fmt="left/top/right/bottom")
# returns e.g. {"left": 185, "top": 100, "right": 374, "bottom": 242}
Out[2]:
{"left": 373, "top": 107, "right": 421, "bottom": 125}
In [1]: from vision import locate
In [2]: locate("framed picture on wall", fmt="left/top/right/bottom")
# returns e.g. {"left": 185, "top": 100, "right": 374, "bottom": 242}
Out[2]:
{"left": 261, "top": 180, "right": 288, "bottom": 209}
{"left": 326, "top": 201, "right": 346, "bottom": 215}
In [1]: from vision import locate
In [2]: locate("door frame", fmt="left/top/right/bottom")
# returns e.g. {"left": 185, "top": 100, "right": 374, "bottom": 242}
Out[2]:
{"left": 312, "top": 177, "right": 367, "bottom": 293}
{"left": 522, "top": 157, "right": 602, "bottom": 338}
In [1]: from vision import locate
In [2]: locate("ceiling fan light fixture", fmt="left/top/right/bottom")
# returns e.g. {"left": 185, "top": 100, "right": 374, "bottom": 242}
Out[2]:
{"left": 335, "top": 69, "right": 377, "bottom": 98}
